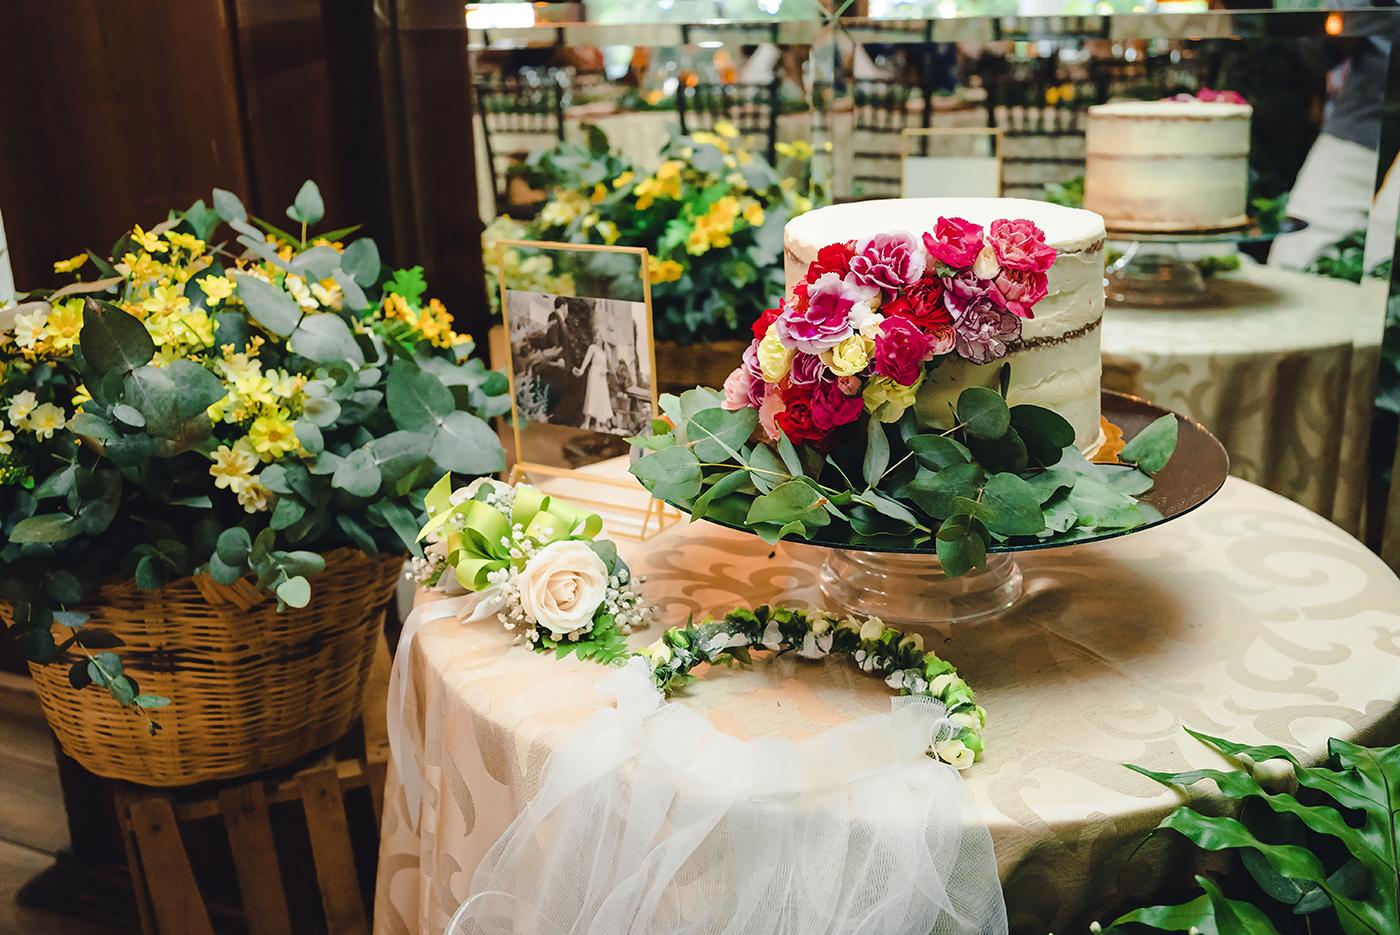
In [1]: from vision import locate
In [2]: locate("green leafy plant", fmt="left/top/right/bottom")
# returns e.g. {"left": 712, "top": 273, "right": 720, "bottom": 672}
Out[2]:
{"left": 1099, "top": 729, "right": 1398, "bottom": 934}
{"left": 0, "top": 182, "right": 509, "bottom": 727}
{"left": 629, "top": 374, "right": 1176, "bottom": 575}
{"left": 483, "top": 123, "right": 827, "bottom": 343}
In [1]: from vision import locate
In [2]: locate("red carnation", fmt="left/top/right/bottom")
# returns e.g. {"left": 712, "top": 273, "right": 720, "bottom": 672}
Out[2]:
{"left": 752, "top": 304, "right": 783, "bottom": 340}
{"left": 888, "top": 277, "right": 955, "bottom": 354}
{"left": 804, "top": 242, "right": 856, "bottom": 283}
{"left": 774, "top": 384, "right": 825, "bottom": 445}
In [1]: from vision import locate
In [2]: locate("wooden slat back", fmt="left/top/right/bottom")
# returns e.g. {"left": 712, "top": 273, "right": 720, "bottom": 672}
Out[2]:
{"left": 218, "top": 782, "right": 295, "bottom": 935}
{"left": 125, "top": 797, "right": 216, "bottom": 935}
{"left": 298, "top": 766, "right": 370, "bottom": 935}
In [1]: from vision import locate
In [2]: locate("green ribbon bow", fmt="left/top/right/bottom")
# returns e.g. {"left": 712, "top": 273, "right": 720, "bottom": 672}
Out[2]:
{"left": 417, "top": 476, "right": 604, "bottom": 591}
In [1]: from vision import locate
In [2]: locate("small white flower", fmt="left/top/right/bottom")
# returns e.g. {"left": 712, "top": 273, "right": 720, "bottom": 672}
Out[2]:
{"left": 935, "top": 738, "right": 975, "bottom": 770}
{"left": 797, "top": 631, "right": 833, "bottom": 660}
{"left": 972, "top": 243, "right": 1001, "bottom": 280}
{"left": 950, "top": 711, "right": 980, "bottom": 732}
{"left": 643, "top": 639, "right": 673, "bottom": 665}
{"left": 6, "top": 390, "right": 38, "bottom": 425}
{"left": 760, "top": 620, "right": 783, "bottom": 649}
{"left": 810, "top": 615, "right": 832, "bottom": 637}
{"left": 898, "top": 633, "right": 924, "bottom": 652}
{"left": 859, "top": 618, "right": 885, "bottom": 642}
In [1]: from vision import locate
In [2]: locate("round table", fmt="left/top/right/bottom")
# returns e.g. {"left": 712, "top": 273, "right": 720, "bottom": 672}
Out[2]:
{"left": 1101, "top": 264, "right": 1386, "bottom": 536}
{"left": 373, "top": 475, "right": 1400, "bottom": 935}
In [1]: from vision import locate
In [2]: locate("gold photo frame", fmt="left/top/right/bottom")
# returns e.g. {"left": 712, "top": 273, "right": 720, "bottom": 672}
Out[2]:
{"left": 900, "top": 127, "right": 1004, "bottom": 198}
{"left": 495, "top": 239, "right": 679, "bottom": 541}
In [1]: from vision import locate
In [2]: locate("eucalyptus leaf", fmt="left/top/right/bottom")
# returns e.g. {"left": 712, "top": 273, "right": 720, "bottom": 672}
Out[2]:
{"left": 1010, "top": 404, "right": 1074, "bottom": 467}
{"left": 80, "top": 299, "right": 155, "bottom": 376}
{"left": 332, "top": 447, "right": 382, "bottom": 498}
{"left": 862, "top": 417, "right": 890, "bottom": 487}
{"left": 906, "top": 463, "right": 984, "bottom": 520}
{"left": 233, "top": 272, "right": 302, "bottom": 337}
{"left": 907, "top": 434, "right": 971, "bottom": 471}
{"left": 1119, "top": 414, "right": 1179, "bottom": 476}
{"left": 631, "top": 446, "right": 702, "bottom": 502}
{"left": 213, "top": 187, "right": 247, "bottom": 222}
{"left": 689, "top": 407, "right": 757, "bottom": 463}
{"left": 955, "top": 387, "right": 1010, "bottom": 440}
{"left": 277, "top": 575, "right": 312, "bottom": 608}
{"left": 290, "top": 313, "right": 364, "bottom": 365}
{"left": 431, "top": 411, "right": 506, "bottom": 475}
{"left": 342, "top": 238, "right": 381, "bottom": 286}
{"left": 935, "top": 514, "right": 985, "bottom": 577}
{"left": 387, "top": 360, "right": 454, "bottom": 431}
{"left": 287, "top": 179, "right": 325, "bottom": 225}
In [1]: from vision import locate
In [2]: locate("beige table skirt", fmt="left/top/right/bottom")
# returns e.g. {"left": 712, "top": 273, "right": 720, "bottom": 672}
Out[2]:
{"left": 374, "top": 475, "right": 1400, "bottom": 935}
{"left": 1102, "top": 266, "right": 1385, "bottom": 536}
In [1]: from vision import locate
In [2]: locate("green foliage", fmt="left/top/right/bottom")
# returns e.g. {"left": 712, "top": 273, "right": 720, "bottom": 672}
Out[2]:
{"left": 629, "top": 375, "right": 1173, "bottom": 575}
{"left": 1103, "top": 730, "right": 1400, "bottom": 935}
{"left": 484, "top": 125, "right": 828, "bottom": 343}
{"left": 1, "top": 181, "right": 510, "bottom": 730}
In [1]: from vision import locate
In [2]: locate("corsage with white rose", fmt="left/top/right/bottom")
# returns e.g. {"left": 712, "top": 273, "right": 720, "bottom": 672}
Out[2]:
{"left": 638, "top": 605, "right": 986, "bottom": 769}
{"left": 410, "top": 475, "right": 652, "bottom": 661}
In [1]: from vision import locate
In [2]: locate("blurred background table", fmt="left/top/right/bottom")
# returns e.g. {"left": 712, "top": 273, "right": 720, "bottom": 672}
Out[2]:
{"left": 1102, "top": 265, "right": 1386, "bottom": 535}
{"left": 374, "top": 468, "right": 1400, "bottom": 935}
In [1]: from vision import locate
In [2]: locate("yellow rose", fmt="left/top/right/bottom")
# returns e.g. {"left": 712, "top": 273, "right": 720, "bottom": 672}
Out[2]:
{"left": 822, "top": 334, "right": 872, "bottom": 377}
{"left": 757, "top": 328, "right": 792, "bottom": 383}
{"left": 863, "top": 375, "right": 923, "bottom": 423}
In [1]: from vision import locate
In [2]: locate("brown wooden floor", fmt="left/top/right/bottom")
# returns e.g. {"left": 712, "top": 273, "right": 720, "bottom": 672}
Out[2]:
{"left": 0, "top": 674, "right": 120, "bottom": 935}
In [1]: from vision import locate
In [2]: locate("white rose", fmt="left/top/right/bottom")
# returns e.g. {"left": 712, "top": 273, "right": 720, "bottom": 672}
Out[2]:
{"left": 935, "top": 738, "right": 975, "bottom": 770}
{"left": 516, "top": 540, "right": 608, "bottom": 637}
{"left": 949, "top": 710, "right": 980, "bottom": 731}
{"left": 972, "top": 243, "right": 1001, "bottom": 280}
{"left": 859, "top": 618, "right": 886, "bottom": 642}
{"left": 644, "top": 638, "right": 673, "bottom": 665}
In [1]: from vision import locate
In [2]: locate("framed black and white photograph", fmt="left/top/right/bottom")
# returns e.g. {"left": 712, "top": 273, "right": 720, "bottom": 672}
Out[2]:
{"left": 503, "top": 290, "right": 655, "bottom": 438}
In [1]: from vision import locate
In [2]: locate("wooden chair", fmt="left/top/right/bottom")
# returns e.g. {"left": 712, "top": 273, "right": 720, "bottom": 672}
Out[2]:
{"left": 851, "top": 79, "right": 919, "bottom": 197}
{"left": 473, "top": 70, "right": 567, "bottom": 216}
{"left": 115, "top": 754, "right": 386, "bottom": 935}
{"left": 676, "top": 81, "right": 781, "bottom": 162}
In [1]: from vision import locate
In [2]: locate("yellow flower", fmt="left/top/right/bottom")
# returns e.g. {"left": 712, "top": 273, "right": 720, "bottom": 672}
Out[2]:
{"left": 71, "top": 384, "right": 92, "bottom": 408}
{"left": 209, "top": 440, "right": 258, "bottom": 491}
{"left": 686, "top": 226, "right": 712, "bottom": 256}
{"left": 590, "top": 182, "right": 608, "bottom": 204}
{"left": 0, "top": 421, "right": 12, "bottom": 456}
{"left": 595, "top": 220, "right": 620, "bottom": 245}
{"left": 13, "top": 308, "right": 49, "bottom": 352}
{"left": 692, "top": 132, "right": 730, "bottom": 154}
{"left": 775, "top": 139, "right": 814, "bottom": 160}
{"left": 757, "top": 328, "right": 792, "bottom": 383}
{"left": 823, "top": 334, "right": 873, "bottom": 377}
{"left": 53, "top": 253, "right": 88, "bottom": 274}
{"left": 657, "top": 160, "right": 683, "bottom": 181}
{"left": 648, "top": 259, "right": 684, "bottom": 284}
{"left": 131, "top": 225, "right": 169, "bottom": 254}
{"left": 27, "top": 402, "right": 67, "bottom": 440}
{"left": 612, "top": 170, "right": 636, "bottom": 189}
{"left": 310, "top": 278, "right": 342, "bottom": 309}
{"left": 6, "top": 391, "right": 37, "bottom": 425}
{"left": 165, "top": 231, "right": 205, "bottom": 256}
{"left": 539, "top": 189, "right": 589, "bottom": 227}
{"left": 714, "top": 120, "right": 739, "bottom": 139}
{"left": 284, "top": 274, "right": 317, "bottom": 311}
{"left": 236, "top": 477, "right": 272, "bottom": 513}
{"left": 247, "top": 410, "right": 301, "bottom": 462}
{"left": 198, "top": 274, "right": 235, "bottom": 304}
{"left": 45, "top": 299, "right": 84, "bottom": 354}
{"left": 863, "top": 375, "right": 923, "bottom": 423}
{"left": 743, "top": 201, "right": 765, "bottom": 227}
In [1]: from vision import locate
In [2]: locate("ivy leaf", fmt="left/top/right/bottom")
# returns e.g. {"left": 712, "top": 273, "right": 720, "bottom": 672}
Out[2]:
{"left": 387, "top": 360, "right": 453, "bottom": 431}
{"left": 286, "top": 179, "right": 325, "bottom": 225}
{"left": 1119, "top": 414, "right": 1179, "bottom": 476}
{"left": 862, "top": 417, "right": 890, "bottom": 487}
{"left": 631, "top": 445, "right": 702, "bottom": 502}
{"left": 906, "top": 463, "right": 984, "bottom": 521}
{"left": 907, "top": 434, "right": 971, "bottom": 471}
{"left": 955, "top": 387, "right": 1010, "bottom": 440}
{"left": 80, "top": 299, "right": 155, "bottom": 376}
{"left": 431, "top": 411, "right": 506, "bottom": 475}
{"left": 232, "top": 272, "right": 302, "bottom": 337}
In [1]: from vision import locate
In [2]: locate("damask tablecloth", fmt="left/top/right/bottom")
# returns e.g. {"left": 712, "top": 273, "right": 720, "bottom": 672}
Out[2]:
{"left": 1101, "top": 266, "right": 1386, "bottom": 535}
{"left": 373, "top": 475, "right": 1400, "bottom": 935}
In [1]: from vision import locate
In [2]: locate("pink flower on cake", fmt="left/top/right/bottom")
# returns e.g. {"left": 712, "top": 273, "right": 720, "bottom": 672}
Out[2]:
{"left": 836, "top": 375, "right": 863, "bottom": 397}
{"left": 922, "top": 217, "right": 984, "bottom": 269}
{"left": 873, "top": 316, "right": 934, "bottom": 386}
{"left": 994, "top": 267, "right": 1049, "bottom": 320}
{"left": 757, "top": 383, "right": 785, "bottom": 441}
{"left": 954, "top": 298, "right": 1022, "bottom": 365}
{"left": 987, "top": 219, "right": 1055, "bottom": 273}
{"left": 811, "top": 378, "right": 865, "bottom": 432}
{"left": 887, "top": 277, "right": 956, "bottom": 354}
{"left": 777, "top": 272, "right": 860, "bottom": 353}
{"left": 943, "top": 269, "right": 1006, "bottom": 318}
{"left": 804, "top": 242, "right": 857, "bottom": 283}
{"left": 787, "top": 351, "right": 830, "bottom": 387}
{"left": 847, "top": 232, "right": 927, "bottom": 300}
{"left": 774, "top": 384, "right": 825, "bottom": 445}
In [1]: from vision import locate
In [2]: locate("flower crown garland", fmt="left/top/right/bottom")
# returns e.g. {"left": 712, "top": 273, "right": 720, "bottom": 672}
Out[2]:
{"left": 637, "top": 605, "right": 986, "bottom": 769}
{"left": 725, "top": 216, "right": 1055, "bottom": 442}
{"left": 412, "top": 476, "right": 651, "bottom": 662}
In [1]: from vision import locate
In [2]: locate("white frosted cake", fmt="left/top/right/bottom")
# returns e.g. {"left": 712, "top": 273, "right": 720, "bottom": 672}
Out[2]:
{"left": 1084, "top": 100, "right": 1252, "bottom": 232}
{"left": 784, "top": 197, "right": 1106, "bottom": 452}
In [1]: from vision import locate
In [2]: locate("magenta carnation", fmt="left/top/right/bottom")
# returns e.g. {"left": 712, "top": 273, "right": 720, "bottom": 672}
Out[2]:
{"left": 873, "top": 316, "right": 934, "bottom": 386}
{"left": 776, "top": 272, "right": 860, "bottom": 353}
{"left": 811, "top": 379, "right": 865, "bottom": 432}
{"left": 922, "top": 217, "right": 984, "bottom": 269}
{"left": 847, "top": 232, "right": 927, "bottom": 300}
{"left": 943, "top": 269, "right": 1006, "bottom": 318}
{"left": 788, "top": 351, "right": 829, "bottom": 387}
{"left": 954, "top": 298, "right": 1022, "bottom": 365}
{"left": 987, "top": 218, "right": 1056, "bottom": 273}
{"left": 994, "top": 268, "right": 1049, "bottom": 319}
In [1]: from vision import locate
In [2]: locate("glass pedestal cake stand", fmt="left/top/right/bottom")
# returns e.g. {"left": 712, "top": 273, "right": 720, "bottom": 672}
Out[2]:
{"left": 1105, "top": 217, "right": 1306, "bottom": 308}
{"left": 666, "top": 392, "right": 1229, "bottom": 629}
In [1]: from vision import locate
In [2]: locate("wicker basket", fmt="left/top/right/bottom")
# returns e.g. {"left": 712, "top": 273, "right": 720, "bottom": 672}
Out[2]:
{"left": 7, "top": 548, "right": 404, "bottom": 786}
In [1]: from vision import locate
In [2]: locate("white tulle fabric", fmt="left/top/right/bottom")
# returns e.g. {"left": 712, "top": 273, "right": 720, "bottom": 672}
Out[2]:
{"left": 447, "top": 659, "right": 1007, "bottom": 935}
